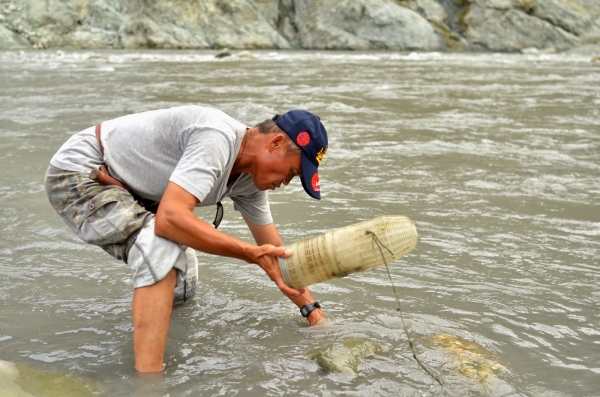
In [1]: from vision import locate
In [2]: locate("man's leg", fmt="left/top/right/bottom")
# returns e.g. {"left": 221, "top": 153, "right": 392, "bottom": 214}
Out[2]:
{"left": 132, "top": 267, "right": 178, "bottom": 372}
{"left": 44, "top": 167, "right": 190, "bottom": 371}
{"left": 126, "top": 217, "right": 192, "bottom": 372}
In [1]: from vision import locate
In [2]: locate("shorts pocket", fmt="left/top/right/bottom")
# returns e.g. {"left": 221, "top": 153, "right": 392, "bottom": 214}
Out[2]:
{"left": 76, "top": 190, "right": 148, "bottom": 245}
{"left": 45, "top": 172, "right": 71, "bottom": 213}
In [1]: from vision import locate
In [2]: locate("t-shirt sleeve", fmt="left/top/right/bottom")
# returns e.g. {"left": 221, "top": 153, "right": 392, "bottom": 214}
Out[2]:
{"left": 231, "top": 190, "right": 273, "bottom": 226}
{"left": 169, "top": 128, "right": 232, "bottom": 203}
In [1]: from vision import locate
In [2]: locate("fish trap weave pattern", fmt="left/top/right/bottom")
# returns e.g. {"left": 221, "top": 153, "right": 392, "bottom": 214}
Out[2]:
{"left": 279, "top": 216, "right": 418, "bottom": 289}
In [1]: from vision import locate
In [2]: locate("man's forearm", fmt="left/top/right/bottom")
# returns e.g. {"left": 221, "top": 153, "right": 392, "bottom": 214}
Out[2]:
{"left": 156, "top": 203, "right": 254, "bottom": 262}
{"left": 155, "top": 182, "right": 301, "bottom": 298}
{"left": 242, "top": 217, "right": 326, "bottom": 324}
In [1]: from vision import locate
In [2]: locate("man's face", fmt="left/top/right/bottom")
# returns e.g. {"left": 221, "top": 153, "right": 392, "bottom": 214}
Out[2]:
{"left": 253, "top": 137, "right": 302, "bottom": 191}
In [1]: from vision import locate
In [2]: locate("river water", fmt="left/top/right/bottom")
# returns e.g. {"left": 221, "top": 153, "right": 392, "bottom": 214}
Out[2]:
{"left": 0, "top": 50, "right": 598, "bottom": 396}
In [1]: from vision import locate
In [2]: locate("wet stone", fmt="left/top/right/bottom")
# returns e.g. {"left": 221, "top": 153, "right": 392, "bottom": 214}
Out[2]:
{"left": 431, "top": 334, "right": 505, "bottom": 384}
{"left": 214, "top": 49, "right": 232, "bottom": 59}
{"left": 0, "top": 359, "right": 103, "bottom": 397}
{"left": 307, "top": 337, "right": 384, "bottom": 377}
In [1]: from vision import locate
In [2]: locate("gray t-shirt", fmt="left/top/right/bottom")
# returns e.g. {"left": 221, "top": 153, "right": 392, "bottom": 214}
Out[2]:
{"left": 50, "top": 105, "right": 273, "bottom": 225}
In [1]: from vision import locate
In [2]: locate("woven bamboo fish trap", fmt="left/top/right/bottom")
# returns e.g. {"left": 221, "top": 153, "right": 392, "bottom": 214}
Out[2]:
{"left": 279, "top": 216, "right": 418, "bottom": 289}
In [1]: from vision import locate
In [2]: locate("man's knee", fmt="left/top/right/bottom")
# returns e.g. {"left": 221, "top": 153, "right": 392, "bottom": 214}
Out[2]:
{"left": 127, "top": 219, "right": 198, "bottom": 305}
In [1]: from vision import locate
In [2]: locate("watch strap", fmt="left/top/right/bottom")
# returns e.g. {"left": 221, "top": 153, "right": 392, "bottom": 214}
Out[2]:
{"left": 300, "top": 301, "right": 321, "bottom": 317}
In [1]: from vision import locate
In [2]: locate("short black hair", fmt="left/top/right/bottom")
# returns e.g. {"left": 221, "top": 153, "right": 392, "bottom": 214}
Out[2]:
{"left": 255, "top": 118, "right": 300, "bottom": 156}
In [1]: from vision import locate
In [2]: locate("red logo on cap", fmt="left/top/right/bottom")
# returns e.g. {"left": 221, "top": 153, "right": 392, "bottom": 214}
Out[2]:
{"left": 297, "top": 132, "right": 310, "bottom": 147}
{"left": 311, "top": 173, "right": 320, "bottom": 192}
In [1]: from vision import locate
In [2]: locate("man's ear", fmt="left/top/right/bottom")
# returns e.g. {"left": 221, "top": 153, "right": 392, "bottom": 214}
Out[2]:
{"left": 268, "top": 134, "right": 287, "bottom": 152}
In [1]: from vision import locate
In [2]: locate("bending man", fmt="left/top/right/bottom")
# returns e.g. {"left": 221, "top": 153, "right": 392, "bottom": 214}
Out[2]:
{"left": 44, "top": 106, "right": 328, "bottom": 372}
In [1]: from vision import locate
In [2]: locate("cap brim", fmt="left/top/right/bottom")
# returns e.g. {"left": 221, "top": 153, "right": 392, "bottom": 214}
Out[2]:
{"left": 300, "top": 153, "right": 321, "bottom": 200}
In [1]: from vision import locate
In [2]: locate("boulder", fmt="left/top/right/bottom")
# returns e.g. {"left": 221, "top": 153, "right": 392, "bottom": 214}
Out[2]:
{"left": 0, "top": 23, "right": 29, "bottom": 49}
{"left": 68, "top": 26, "right": 121, "bottom": 49}
{"left": 119, "top": 16, "right": 186, "bottom": 49}
{"left": 22, "top": 0, "right": 87, "bottom": 47}
{"left": 398, "top": 0, "right": 470, "bottom": 51}
{"left": 83, "top": 0, "right": 127, "bottom": 32}
{"left": 434, "top": 0, "right": 471, "bottom": 35}
{"left": 409, "top": 0, "right": 448, "bottom": 25}
{"left": 138, "top": 0, "right": 289, "bottom": 49}
{"left": 535, "top": 0, "right": 595, "bottom": 37}
{"left": 463, "top": 0, "right": 581, "bottom": 52}
{"left": 292, "top": 0, "right": 446, "bottom": 50}
{"left": 0, "top": 0, "right": 598, "bottom": 51}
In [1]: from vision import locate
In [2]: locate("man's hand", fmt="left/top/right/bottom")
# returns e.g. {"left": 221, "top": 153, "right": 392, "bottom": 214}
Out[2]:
{"left": 242, "top": 217, "right": 327, "bottom": 323}
{"left": 250, "top": 244, "right": 305, "bottom": 298}
{"left": 307, "top": 308, "right": 326, "bottom": 326}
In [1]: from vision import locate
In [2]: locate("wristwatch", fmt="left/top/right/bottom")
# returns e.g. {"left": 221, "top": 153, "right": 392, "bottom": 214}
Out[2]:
{"left": 300, "top": 301, "right": 321, "bottom": 318}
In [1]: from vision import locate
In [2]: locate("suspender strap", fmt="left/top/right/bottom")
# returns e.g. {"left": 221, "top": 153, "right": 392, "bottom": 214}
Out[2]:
{"left": 95, "top": 123, "right": 104, "bottom": 156}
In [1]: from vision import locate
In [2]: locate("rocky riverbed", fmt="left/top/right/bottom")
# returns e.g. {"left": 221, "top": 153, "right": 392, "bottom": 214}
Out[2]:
{"left": 0, "top": 0, "right": 599, "bottom": 52}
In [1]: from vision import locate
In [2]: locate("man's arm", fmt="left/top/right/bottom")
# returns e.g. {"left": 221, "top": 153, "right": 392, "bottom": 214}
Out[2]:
{"left": 155, "top": 181, "right": 301, "bottom": 298}
{"left": 243, "top": 216, "right": 326, "bottom": 326}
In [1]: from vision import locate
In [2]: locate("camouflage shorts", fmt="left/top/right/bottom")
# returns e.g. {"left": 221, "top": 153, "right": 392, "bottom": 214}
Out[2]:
{"left": 44, "top": 165, "right": 197, "bottom": 303}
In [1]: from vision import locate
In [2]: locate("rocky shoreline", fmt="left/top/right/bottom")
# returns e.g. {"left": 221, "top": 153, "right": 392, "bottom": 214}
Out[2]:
{"left": 1, "top": 0, "right": 599, "bottom": 53}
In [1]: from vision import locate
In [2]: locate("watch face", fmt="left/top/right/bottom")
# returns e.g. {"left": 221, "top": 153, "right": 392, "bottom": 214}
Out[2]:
{"left": 300, "top": 302, "right": 319, "bottom": 317}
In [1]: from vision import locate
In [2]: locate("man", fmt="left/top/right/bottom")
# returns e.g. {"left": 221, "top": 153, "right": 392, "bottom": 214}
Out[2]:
{"left": 44, "top": 105, "right": 327, "bottom": 372}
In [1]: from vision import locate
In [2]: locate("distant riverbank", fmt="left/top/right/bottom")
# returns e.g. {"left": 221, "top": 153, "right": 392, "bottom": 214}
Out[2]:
{"left": 1, "top": 0, "right": 599, "bottom": 53}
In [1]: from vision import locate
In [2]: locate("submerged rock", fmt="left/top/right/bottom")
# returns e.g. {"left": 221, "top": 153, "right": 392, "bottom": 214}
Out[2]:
{"left": 214, "top": 48, "right": 232, "bottom": 59}
{"left": 236, "top": 51, "right": 258, "bottom": 59}
{"left": 431, "top": 334, "right": 504, "bottom": 384}
{"left": 0, "top": 359, "right": 102, "bottom": 397}
{"left": 308, "top": 337, "right": 383, "bottom": 377}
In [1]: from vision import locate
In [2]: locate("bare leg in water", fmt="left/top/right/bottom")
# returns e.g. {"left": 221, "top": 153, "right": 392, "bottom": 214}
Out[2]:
{"left": 131, "top": 268, "right": 177, "bottom": 372}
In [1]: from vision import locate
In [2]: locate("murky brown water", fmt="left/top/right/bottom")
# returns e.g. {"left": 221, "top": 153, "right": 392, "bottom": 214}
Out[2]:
{"left": 1, "top": 49, "right": 599, "bottom": 396}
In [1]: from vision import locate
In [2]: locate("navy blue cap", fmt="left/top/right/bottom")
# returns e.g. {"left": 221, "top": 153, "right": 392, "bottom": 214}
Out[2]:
{"left": 273, "top": 110, "right": 328, "bottom": 200}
